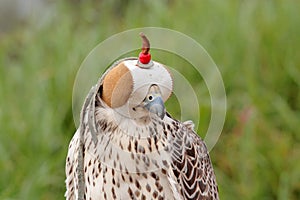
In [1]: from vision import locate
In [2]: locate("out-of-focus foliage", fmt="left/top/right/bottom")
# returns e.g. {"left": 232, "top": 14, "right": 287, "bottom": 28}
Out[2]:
{"left": 0, "top": 0, "right": 299, "bottom": 199}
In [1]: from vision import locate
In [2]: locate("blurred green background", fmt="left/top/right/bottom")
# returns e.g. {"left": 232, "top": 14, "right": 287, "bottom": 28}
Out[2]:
{"left": 1, "top": 0, "right": 299, "bottom": 199}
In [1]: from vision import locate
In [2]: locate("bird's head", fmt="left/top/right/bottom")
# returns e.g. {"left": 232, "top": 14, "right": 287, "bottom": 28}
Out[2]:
{"left": 97, "top": 33, "right": 173, "bottom": 124}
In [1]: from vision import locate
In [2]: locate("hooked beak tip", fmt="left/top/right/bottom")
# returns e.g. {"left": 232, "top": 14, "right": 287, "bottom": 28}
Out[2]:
{"left": 145, "top": 97, "right": 166, "bottom": 120}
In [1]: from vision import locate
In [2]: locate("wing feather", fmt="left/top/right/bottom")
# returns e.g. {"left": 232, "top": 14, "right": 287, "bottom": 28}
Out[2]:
{"left": 170, "top": 120, "right": 219, "bottom": 200}
{"left": 65, "top": 130, "right": 80, "bottom": 200}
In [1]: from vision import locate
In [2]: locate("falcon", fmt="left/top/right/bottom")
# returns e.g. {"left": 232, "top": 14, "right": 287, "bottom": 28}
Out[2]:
{"left": 65, "top": 33, "right": 219, "bottom": 200}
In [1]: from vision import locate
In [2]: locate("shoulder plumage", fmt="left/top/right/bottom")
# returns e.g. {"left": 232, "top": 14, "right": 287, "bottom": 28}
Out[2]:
{"left": 167, "top": 118, "right": 219, "bottom": 200}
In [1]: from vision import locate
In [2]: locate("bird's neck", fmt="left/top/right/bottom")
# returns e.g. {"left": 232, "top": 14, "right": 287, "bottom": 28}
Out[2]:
{"left": 95, "top": 106, "right": 163, "bottom": 139}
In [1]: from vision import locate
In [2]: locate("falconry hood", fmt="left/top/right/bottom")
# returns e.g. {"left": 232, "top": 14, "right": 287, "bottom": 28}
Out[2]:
{"left": 100, "top": 33, "right": 173, "bottom": 118}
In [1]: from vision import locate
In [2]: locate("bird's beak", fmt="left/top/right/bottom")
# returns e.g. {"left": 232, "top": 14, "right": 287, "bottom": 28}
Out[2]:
{"left": 143, "top": 85, "right": 166, "bottom": 119}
